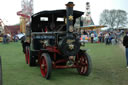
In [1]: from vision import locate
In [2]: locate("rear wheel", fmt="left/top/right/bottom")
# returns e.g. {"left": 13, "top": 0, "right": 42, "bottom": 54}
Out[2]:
{"left": 40, "top": 53, "right": 52, "bottom": 79}
{"left": 25, "top": 46, "right": 29, "bottom": 64}
{"left": 76, "top": 51, "right": 92, "bottom": 76}
{"left": 28, "top": 47, "right": 36, "bottom": 66}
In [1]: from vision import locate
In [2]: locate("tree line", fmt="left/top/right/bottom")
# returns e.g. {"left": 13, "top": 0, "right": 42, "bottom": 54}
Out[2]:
{"left": 99, "top": 9, "right": 128, "bottom": 29}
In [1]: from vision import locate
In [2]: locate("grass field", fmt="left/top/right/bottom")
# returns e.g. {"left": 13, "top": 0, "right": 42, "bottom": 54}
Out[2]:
{"left": 0, "top": 42, "right": 128, "bottom": 85}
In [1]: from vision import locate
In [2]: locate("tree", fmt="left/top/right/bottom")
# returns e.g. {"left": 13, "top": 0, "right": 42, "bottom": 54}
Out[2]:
{"left": 99, "top": 9, "right": 128, "bottom": 29}
{"left": 116, "top": 10, "right": 127, "bottom": 28}
{"left": 99, "top": 9, "right": 110, "bottom": 25}
{"left": 109, "top": 10, "right": 117, "bottom": 29}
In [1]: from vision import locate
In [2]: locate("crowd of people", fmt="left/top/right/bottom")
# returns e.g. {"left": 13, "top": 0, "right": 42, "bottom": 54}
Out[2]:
{"left": 0, "top": 33, "right": 19, "bottom": 44}
{"left": 81, "top": 29, "right": 128, "bottom": 68}
{"left": 80, "top": 30, "right": 123, "bottom": 45}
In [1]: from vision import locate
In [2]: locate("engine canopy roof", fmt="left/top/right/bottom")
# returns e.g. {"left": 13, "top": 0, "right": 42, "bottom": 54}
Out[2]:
{"left": 32, "top": 9, "right": 84, "bottom": 19}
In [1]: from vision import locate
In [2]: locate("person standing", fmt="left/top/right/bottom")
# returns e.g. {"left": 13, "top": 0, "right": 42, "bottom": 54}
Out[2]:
{"left": 116, "top": 30, "right": 123, "bottom": 43}
{"left": 123, "top": 32, "right": 128, "bottom": 68}
{"left": 3, "top": 33, "right": 7, "bottom": 44}
{"left": 105, "top": 32, "right": 109, "bottom": 45}
{"left": 91, "top": 32, "right": 94, "bottom": 43}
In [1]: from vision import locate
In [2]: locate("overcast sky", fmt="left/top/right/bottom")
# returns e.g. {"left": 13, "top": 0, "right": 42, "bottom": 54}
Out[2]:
{"left": 0, "top": 0, "right": 128, "bottom": 25}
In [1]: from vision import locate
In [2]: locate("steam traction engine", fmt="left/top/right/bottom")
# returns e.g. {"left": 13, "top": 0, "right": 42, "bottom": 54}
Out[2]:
{"left": 22, "top": 2, "right": 92, "bottom": 79}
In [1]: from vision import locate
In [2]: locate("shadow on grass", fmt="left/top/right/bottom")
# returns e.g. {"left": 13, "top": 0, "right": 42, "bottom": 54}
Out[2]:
{"left": 50, "top": 68, "right": 91, "bottom": 80}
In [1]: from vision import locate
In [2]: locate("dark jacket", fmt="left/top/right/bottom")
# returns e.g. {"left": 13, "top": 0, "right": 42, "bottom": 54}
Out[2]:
{"left": 123, "top": 35, "right": 128, "bottom": 48}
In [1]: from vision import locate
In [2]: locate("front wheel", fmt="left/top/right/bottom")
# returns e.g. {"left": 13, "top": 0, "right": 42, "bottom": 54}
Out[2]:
{"left": 40, "top": 53, "right": 52, "bottom": 79}
{"left": 76, "top": 51, "right": 92, "bottom": 76}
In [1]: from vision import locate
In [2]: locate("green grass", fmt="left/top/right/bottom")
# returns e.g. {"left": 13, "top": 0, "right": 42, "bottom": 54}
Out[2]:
{"left": 0, "top": 42, "right": 128, "bottom": 85}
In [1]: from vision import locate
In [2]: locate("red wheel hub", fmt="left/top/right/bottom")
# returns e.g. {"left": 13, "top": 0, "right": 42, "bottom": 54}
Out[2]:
{"left": 40, "top": 56, "right": 47, "bottom": 77}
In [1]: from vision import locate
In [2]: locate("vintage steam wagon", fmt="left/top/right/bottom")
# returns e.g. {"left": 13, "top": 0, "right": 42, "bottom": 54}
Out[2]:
{"left": 21, "top": 2, "right": 92, "bottom": 79}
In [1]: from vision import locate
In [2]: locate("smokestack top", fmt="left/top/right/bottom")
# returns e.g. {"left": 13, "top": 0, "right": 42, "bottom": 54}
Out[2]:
{"left": 66, "top": 2, "right": 75, "bottom": 7}
{"left": 86, "top": 2, "right": 89, "bottom": 4}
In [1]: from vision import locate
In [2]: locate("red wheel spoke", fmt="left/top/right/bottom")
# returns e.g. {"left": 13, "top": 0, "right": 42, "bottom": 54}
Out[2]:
{"left": 40, "top": 55, "right": 48, "bottom": 77}
{"left": 80, "top": 66, "right": 84, "bottom": 74}
{"left": 83, "top": 66, "right": 87, "bottom": 74}
{"left": 42, "top": 59, "right": 44, "bottom": 64}
{"left": 45, "top": 67, "right": 47, "bottom": 73}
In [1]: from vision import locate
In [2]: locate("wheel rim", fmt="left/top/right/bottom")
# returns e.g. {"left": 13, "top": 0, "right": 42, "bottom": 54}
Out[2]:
{"left": 76, "top": 54, "right": 88, "bottom": 75}
{"left": 40, "top": 56, "right": 47, "bottom": 77}
{"left": 25, "top": 47, "right": 28, "bottom": 64}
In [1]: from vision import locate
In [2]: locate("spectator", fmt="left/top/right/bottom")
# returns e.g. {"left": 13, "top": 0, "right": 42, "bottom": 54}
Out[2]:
{"left": 91, "top": 32, "right": 94, "bottom": 43}
{"left": 123, "top": 32, "right": 128, "bottom": 68}
{"left": 116, "top": 30, "right": 122, "bottom": 43}
{"left": 83, "top": 30, "right": 88, "bottom": 35}
{"left": 14, "top": 35, "right": 18, "bottom": 42}
{"left": 105, "top": 33, "right": 109, "bottom": 45}
{"left": 108, "top": 32, "right": 112, "bottom": 44}
{"left": 111, "top": 32, "right": 116, "bottom": 45}
{"left": 98, "top": 33, "right": 102, "bottom": 43}
{"left": 3, "top": 34, "right": 7, "bottom": 44}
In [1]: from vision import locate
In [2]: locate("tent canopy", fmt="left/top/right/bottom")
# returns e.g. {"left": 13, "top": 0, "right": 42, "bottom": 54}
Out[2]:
{"left": 80, "top": 25, "right": 107, "bottom": 30}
